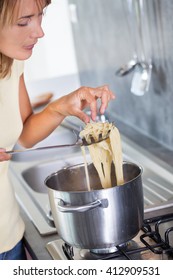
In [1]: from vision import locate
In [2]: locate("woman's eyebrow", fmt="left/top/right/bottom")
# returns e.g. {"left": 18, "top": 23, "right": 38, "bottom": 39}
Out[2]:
{"left": 18, "top": 11, "right": 43, "bottom": 20}
{"left": 18, "top": 14, "right": 34, "bottom": 20}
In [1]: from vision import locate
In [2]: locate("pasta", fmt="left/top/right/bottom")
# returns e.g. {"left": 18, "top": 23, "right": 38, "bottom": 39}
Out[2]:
{"left": 80, "top": 122, "right": 124, "bottom": 189}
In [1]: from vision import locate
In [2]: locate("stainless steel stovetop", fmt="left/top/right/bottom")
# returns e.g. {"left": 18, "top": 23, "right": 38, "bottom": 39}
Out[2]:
{"left": 46, "top": 213, "right": 173, "bottom": 260}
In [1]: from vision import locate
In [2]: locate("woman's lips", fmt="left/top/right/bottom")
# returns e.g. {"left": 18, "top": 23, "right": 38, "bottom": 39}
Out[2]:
{"left": 24, "top": 44, "right": 35, "bottom": 50}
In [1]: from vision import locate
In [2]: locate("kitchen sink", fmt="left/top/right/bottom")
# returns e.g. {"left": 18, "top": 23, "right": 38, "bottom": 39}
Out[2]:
{"left": 21, "top": 147, "right": 173, "bottom": 207}
{"left": 22, "top": 153, "right": 91, "bottom": 194}
{"left": 10, "top": 130, "right": 173, "bottom": 236}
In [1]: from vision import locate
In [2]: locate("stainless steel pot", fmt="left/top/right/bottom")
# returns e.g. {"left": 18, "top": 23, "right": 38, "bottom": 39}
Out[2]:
{"left": 45, "top": 161, "right": 144, "bottom": 251}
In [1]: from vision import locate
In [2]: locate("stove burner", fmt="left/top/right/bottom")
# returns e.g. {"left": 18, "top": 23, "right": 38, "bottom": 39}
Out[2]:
{"left": 46, "top": 212, "right": 173, "bottom": 260}
{"left": 90, "top": 243, "right": 126, "bottom": 254}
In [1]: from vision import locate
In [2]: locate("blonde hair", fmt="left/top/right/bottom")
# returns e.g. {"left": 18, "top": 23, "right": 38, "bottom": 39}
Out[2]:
{"left": 0, "top": 0, "right": 51, "bottom": 78}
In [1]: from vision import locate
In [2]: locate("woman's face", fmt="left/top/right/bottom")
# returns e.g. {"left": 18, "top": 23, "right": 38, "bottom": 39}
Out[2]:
{"left": 0, "top": 0, "right": 45, "bottom": 60}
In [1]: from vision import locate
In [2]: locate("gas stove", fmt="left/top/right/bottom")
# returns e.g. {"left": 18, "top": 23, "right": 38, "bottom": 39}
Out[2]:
{"left": 46, "top": 213, "right": 173, "bottom": 260}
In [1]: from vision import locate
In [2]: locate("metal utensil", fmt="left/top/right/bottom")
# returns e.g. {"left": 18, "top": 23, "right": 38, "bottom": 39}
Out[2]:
{"left": 6, "top": 132, "right": 110, "bottom": 155}
{"left": 131, "top": 61, "right": 152, "bottom": 96}
{"left": 130, "top": 0, "right": 152, "bottom": 95}
{"left": 115, "top": 56, "right": 138, "bottom": 76}
{"left": 115, "top": 1, "right": 140, "bottom": 77}
{"left": 115, "top": 0, "right": 152, "bottom": 95}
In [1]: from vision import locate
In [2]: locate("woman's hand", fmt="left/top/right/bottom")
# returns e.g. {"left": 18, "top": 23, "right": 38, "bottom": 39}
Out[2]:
{"left": 0, "top": 148, "right": 11, "bottom": 162}
{"left": 18, "top": 84, "right": 115, "bottom": 148}
{"left": 48, "top": 85, "right": 115, "bottom": 123}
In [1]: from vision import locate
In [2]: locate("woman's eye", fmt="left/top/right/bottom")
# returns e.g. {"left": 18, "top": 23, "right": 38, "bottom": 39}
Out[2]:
{"left": 17, "top": 18, "right": 30, "bottom": 27}
{"left": 17, "top": 23, "right": 28, "bottom": 27}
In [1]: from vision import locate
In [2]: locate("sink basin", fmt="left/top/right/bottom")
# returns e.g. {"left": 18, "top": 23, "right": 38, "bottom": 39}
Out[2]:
{"left": 22, "top": 146, "right": 173, "bottom": 208}
{"left": 22, "top": 154, "right": 91, "bottom": 194}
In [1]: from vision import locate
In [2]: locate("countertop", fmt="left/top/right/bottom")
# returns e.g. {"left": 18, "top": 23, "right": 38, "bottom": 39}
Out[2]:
{"left": 21, "top": 209, "right": 56, "bottom": 260}
{"left": 11, "top": 119, "right": 173, "bottom": 260}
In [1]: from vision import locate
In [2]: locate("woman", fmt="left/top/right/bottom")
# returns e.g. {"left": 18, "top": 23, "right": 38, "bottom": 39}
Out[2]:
{"left": 0, "top": 0, "right": 115, "bottom": 260}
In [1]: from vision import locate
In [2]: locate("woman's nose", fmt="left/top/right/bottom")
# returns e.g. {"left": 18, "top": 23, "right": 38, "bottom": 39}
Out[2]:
{"left": 31, "top": 24, "right": 44, "bottom": 39}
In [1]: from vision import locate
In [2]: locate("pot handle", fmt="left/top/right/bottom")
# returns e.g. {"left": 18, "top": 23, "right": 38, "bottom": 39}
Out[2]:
{"left": 57, "top": 198, "right": 108, "bottom": 213}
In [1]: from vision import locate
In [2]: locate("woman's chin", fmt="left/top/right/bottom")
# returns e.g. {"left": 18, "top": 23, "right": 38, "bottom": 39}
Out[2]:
{"left": 15, "top": 51, "right": 33, "bottom": 61}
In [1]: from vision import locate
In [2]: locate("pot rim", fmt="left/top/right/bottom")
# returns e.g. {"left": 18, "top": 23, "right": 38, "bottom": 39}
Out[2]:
{"left": 45, "top": 161, "right": 143, "bottom": 194}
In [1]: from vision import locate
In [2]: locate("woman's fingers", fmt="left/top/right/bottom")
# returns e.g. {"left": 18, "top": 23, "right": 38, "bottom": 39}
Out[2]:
{"left": 88, "top": 85, "right": 115, "bottom": 119}
{"left": 0, "top": 148, "right": 11, "bottom": 161}
{"left": 47, "top": 84, "right": 115, "bottom": 124}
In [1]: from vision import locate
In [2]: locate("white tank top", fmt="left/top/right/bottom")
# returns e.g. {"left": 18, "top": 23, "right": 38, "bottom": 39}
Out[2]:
{"left": 0, "top": 60, "right": 25, "bottom": 253}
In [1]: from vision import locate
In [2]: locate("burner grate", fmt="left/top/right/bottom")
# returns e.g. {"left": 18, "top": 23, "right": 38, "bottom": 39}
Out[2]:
{"left": 61, "top": 213, "right": 173, "bottom": 260}
{"left": 140, "top": 214, "right": 173, "bottom": 256}
{"left": 62, "top": 243, "right": 74, "bottom": 260}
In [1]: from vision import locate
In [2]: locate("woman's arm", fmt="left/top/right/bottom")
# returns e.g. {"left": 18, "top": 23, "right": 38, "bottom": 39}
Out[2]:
{"left": 18, "top": 74, "right": 64, "bottom": 147}
{"left": 18, "top": 74, "right": 115, "bottom": 148}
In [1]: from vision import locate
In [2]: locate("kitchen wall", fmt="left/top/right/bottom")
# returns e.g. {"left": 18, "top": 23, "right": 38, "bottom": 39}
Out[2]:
{"left": 24, "top": 0, "right": 78, "bottom": 82}
{"left": 68, "top": 0, "right": 173, "bottom": 150}
{"left": 24, "top": 0, "right": 80, "bottom": 102}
